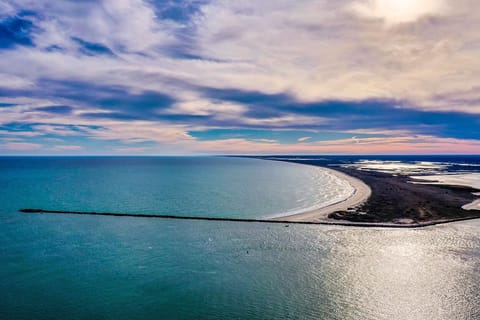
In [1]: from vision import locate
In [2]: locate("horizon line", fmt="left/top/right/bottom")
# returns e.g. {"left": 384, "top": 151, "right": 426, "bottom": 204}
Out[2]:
{"left": 0, "top": 154, "right": 479, "bottom": 157}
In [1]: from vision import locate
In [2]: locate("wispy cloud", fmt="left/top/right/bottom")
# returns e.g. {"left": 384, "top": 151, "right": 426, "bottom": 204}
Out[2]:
{"left": 0, "top": 142, "right": 42, "bottom": 150}
{"left": 51, "top": 145, "right": 82, "bottom": 151}
{"left": 297, "top": 137, "right": 311, "bottom": 143}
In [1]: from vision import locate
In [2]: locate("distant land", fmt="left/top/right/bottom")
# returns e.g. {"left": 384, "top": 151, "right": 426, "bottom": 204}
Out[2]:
{"left": 254, "top": 155, "right": 480, "bottom": 227}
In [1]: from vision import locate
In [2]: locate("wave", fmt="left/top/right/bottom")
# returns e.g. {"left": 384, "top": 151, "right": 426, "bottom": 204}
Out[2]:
{"left": 264, "top": 164, "right": 355, "bottom": 219}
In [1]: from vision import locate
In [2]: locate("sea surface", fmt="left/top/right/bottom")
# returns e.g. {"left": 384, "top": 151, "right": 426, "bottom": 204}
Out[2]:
{"left": 1, "top": 156, "right": 480, "bottom": 320}
{"left": 0, "top": 156, "right": 352, "bottom": 218}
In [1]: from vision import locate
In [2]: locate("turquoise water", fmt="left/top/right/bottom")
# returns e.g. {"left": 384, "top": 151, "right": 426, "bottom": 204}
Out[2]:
{"left": 1, "top": 157, "right": 479, "bottom": 319}
{"left": 0, "top": 156, "right": 350, "bottom": 218}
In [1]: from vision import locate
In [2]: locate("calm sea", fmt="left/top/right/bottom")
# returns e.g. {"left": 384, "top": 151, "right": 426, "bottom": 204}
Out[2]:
{"left": 1, "top": 156, "right": 479, "bottom": 320}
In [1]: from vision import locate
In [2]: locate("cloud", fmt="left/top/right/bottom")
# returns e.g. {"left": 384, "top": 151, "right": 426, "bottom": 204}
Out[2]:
{"left": 167, "top": 99, "right": 246, "bottom": 117}
{"left": 32, "top": 124, "right": 91, "bottom": 136}
{"left": 114, "top": 146, "right": 148, "bottom": 153}
{"left": 0, "top": 73, "right": 34, "bottom": 89}
{"left": 51, "top": 145, "right": 82, "bottom": 151}
{"left": 349, "top": 0, "right": 448, "bottom": 25}
{"left": 185, "top": 135, "right": 480, "bottom": 155}
{"left": 0, "top": 142, "right": 42, "bottom": 150}
{"left": 297, "top": 136, "right": 311, "bottom": 142}
{"left": 8, "top": 0, "right": 178, "bottom": 54}
{"left": 0, "top": 129, "right": 42, "bottom": 137}
{"left": 0, "top": 0, "right": 479, "bottom": 154}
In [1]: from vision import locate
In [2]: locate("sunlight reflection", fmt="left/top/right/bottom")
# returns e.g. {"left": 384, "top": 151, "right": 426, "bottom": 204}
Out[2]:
{"left": 323, "top": 230, "right": 474, "bottom": 319}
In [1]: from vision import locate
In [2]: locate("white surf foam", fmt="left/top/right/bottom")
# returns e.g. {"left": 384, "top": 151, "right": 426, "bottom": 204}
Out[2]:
{"left": 267, "top": 164, "right": 356, "bottom": 218}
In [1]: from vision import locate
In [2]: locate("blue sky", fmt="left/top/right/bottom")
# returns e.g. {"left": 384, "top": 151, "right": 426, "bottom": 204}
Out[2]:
{"left": 0, "top": 0, "right": 480, "bottom": 154}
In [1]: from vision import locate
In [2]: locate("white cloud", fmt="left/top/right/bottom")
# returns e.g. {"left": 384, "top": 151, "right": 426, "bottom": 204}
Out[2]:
{"left": 0, "top": 1, "right": 14, "bottom": 15}
{"left": 33, "top": 125, "right": 87, "bottom": 136}
{"left": 93, "top": 0, "right": 177, "bottom": 52}
{"left": 0, "top": 130, "right": 42, "bottom": 137}
{"left": 0, "top": 142, "right": 42, "bottom": 150}
{"left": 349, "top": 0, "right": 448, "bottom": 25}
{"left": 242, "top": 115, "right": 326, "bottom": 127}
{"left": 9, "top": 0, "right": 177, "bottom": 53}
{"left": 0, "top": 73, "right": 34, "bottom": 89}
{"left": 88, "top": 121, "right": 194, "bottom": 144}
{"left": 51, "top": 145, "right": 82, "bottom": 151}
{"left": 115, "top": 146, "right": 148, "bottom": 153}
{"left": 166, "top": 99, "right": 247, "bottom": 116}
{"left": 297, "top": 136, "right": 311, "bottom": 142}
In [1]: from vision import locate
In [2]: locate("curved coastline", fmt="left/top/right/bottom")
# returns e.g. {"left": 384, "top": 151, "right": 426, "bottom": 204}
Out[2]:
{"left": 17, "top": 160, "right": 480, "bottom": 228}
{"left": 263, "top": 158, "right": 480, "bottom": 227}
{"left": 270, "top": 166, "right": 372, "bottom": 222}
{"left": 19, "top": 157, "right": 480, "bottom": 228}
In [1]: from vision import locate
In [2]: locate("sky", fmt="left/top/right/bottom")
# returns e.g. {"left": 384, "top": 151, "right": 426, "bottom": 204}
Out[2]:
{"left": 0, "top": 0, "right": 480, "bottom": 155}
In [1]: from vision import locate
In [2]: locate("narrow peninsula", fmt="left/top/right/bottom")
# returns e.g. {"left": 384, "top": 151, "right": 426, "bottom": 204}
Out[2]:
{"left": 272, "top": 158, "right": 480, "bottom": 227}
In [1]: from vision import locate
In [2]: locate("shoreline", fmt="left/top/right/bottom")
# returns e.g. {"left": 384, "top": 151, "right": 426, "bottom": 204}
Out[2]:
{"left": 260, "top": 157, "right": 480, "bottom": 226}
{"left": 409, "top": 175, "right": 480, "bottom": 211}
{"left": 271, "top": 166, "right": 371, "bottom": 222}
{"left": 463, "top": 198, "right": 480, "bottom": 210}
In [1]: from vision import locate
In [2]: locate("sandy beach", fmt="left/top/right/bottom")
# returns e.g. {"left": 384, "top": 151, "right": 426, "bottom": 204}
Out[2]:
{"left": 266, "top": 158, "right": 480, "bottom": 226}
{"left": 271, "top": 167, "right": 372, "bottom": 222}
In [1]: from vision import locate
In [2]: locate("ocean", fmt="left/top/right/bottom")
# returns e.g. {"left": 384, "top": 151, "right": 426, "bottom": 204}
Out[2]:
{"left": 1, "top": 156, "right": 480, "bottom": 319}
{"left": 0, "top": 156, "right": 353, "bottom": 218}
